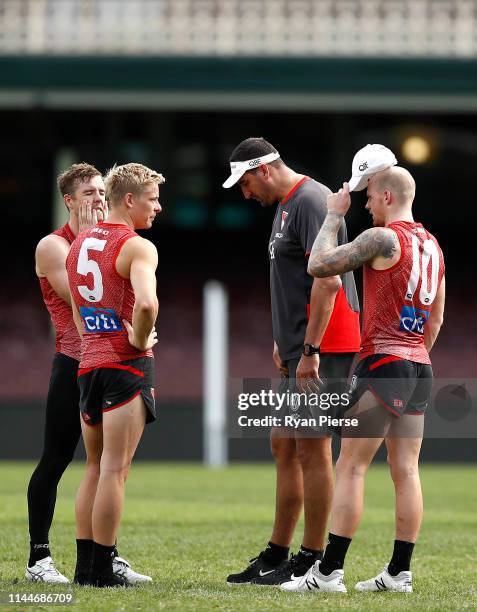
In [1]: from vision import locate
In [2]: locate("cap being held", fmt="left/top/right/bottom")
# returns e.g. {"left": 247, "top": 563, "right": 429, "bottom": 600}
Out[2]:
{"left": 348, "top": 144, "right": 397, "bottom": 192}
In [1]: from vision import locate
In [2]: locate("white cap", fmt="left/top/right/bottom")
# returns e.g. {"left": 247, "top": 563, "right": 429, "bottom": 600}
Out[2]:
{"left": 222, "top": 151, "right": 280, "bottom": 189}
{"left": 348, "top": 144, "right": 397, "bottom": 192}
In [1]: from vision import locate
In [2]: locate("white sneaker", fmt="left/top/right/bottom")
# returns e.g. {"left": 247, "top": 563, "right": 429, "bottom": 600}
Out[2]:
{"left": 25, "top": 556, "right": 69, "bottom": 583}
{"left": 355, "top": 566, "right": 412, "bottom": 593}
{"left": 112, "top": 556, "right": 152, "bottom": 585}
{"left": 280, "top": 561, "right": 346, "bottom": 593}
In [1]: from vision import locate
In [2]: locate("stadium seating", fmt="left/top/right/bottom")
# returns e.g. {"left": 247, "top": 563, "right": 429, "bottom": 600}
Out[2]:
{"left": 1, "top": 0, "right": 476, "bottom": 57}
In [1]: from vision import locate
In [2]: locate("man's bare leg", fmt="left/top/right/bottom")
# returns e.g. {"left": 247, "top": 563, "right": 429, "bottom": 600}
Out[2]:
{"left": 331, "top": 435, "right": 384, "bottom": 537}
{"left": 73, "top": 419, "right": 103, "bottom": 583}
{"left": 269, "top": 429, "right": 303, "bottom": 548}
{"left": 226, "top": 428, "right": 303, "bottom": 583}
{"left": 75, "top": 419, "right": 102, "bottom": 540}
{"left": 317, "top": 392, "right": 391, "bottom": 577}
{"left": 386, "top": 422, "right": 424, "bottom": 542}
{"left": 296, "top": 436, "right": 333, "bottom": 551}
{"left": 382, "top": 422, "right": 424, "bottom": 578}
{"left": 92, "top": 395, "right": 146, "bottom": 546}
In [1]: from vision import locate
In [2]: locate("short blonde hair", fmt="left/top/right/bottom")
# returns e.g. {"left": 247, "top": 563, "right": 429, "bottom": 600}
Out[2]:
{"left": 104, "top": 163, "right": 165, "bottom": 206}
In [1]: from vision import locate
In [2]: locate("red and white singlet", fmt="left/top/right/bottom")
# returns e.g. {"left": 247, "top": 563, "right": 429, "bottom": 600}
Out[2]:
{"left": 66, "top": 222, "right": 154, "bottom": 369}
{"left": 39, "top": 223, "right": 81, "bottom": 360}
{"left": 360, "top": 221, "right": 445, "bottom": 365}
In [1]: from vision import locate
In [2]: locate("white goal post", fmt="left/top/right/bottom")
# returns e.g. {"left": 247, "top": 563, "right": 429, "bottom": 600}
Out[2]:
{"left": 203, "top": 281, "right": 228, "bottom": 468}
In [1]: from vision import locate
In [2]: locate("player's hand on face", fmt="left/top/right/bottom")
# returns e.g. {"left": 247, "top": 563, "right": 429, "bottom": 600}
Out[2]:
{"left": 78, "top": 200, "right": 91, "bottom": 232}
{"left": 122, "top": 319, "right": 158, "bottom": 351}
{"left": 327, "top": 182, "right": 351, "bottom": 217}
{"left": 296, "top": 353, "right": 321, "bottom": 393}
{"left": 78, "top": 200, "right": 98, "bottom": 232}
{"left": 96, "top": 201, "right": 109, "bottom": 223}
{"left": 273, "top": 342, "right": 288, "bottom": 377}
{"left": 79, "top": 200, "right": 109, "bottom": 231}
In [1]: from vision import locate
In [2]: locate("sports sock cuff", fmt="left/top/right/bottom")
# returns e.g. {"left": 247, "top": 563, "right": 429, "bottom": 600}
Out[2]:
{"left": 388, "top": 539, "right": 415, "bottom": 575}
{"left": 91, "top": 542, "right": 115, "bottom": 575}
{"left": 28, "top": 542, "right": 51, "bottom": 566}
{"left": 75, "top": 538, "right": 94, "bottom": 570}
{"left": 320, "top": 533, "right": 352, "bottom": 575}
{"left": 299, "top": 545, "right": 323, "bottom": 559}
{"left": 266, "top": 540, "right": 289, "bottom": 563}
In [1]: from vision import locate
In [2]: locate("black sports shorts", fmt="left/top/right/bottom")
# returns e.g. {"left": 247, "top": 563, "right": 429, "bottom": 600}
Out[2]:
{"left": 77, "top": 357, "right": 156, "bottom": 427}
{"left": 349, "top": 353, "right": 433, "bottom": 417}
{"left": 276, "top": 352, "right": 356, "bottom": 427}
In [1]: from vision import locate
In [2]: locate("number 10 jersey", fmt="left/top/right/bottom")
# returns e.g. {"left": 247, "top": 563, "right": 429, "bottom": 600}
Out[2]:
{"left": 66, "top": 221, "right": 154, "bottom": 369}
{"left": 360, "top": 221, "right": 445, "bottom": 365}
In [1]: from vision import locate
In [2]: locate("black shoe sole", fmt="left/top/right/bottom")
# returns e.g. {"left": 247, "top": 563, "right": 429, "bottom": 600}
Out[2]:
{"left": 86, "top": 574, "right": 131, "bottom": 588}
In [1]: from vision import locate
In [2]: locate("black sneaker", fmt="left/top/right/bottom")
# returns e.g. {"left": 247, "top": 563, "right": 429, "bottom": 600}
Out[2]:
{"left": 226, "top": 551, "right": 283, "bottom": 585}
{"left": 251, "top": 552, "right": 316, "bottom": 586}
{"left": 87, "top": 572, "right": 131, "bottom": 588}
{"left": 73, "top": 569, "right": 90, "bottom": 585}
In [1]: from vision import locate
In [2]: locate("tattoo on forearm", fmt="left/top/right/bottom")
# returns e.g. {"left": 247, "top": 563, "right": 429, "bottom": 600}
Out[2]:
{"left": 309, "top": 213, "right": 341, "bottom": 262}
{"left": 308, "top": 218, "right": 398, "bottom": 277}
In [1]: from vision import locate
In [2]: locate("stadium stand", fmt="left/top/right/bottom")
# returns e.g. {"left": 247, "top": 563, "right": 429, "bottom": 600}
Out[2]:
{"left": 1, "top": 0, "right": 477, "bottom": 57}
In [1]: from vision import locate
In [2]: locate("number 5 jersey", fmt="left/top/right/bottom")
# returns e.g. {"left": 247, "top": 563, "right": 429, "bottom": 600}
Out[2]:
{"left": 66, "top": 222, "right": 154, "bottom": 369}
{"left": 360, "top": 221, "right": 445, "bottom": 365}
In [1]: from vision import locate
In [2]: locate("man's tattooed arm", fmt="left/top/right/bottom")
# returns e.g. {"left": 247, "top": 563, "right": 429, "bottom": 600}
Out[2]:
{"left": 308, "top": 214, "right": 399, "bottom": 277}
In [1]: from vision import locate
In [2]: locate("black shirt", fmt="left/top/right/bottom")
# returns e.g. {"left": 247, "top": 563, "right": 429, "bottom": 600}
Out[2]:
{"left": 269, "top": 177, "right": 360, "bottom": 360}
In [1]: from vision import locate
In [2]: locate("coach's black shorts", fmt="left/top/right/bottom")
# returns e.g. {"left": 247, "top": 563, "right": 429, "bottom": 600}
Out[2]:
{"left": 77, "top": 357, "right": 156, "bottom": 427}
{"left": 349, "top": 353, "right": 433, "bottom": 417}
{"left": 276, "top": 352, "right": 356, "bottom": 427}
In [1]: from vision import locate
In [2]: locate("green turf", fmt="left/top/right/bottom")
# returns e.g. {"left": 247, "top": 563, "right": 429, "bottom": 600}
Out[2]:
{"left": 0, "top": 462, "right": 476, "bottom": 611}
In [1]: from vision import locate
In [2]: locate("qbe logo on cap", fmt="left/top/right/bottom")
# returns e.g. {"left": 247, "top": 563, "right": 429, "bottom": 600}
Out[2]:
{"left": 348, "top": 144, "right": 397, "bottom": 192}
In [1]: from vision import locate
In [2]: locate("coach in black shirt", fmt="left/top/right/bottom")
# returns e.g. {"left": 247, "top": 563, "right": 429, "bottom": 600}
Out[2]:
{"left": 223, "top": 138, "right": 360, "bottom": 586}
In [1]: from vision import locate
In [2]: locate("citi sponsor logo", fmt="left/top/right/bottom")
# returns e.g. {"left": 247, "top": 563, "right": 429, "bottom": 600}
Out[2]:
{"left": 80, "top": 306, "right": 123, "bottom": 333}
{"left": 399, "top": 305, "right": 429, "bottom": 334}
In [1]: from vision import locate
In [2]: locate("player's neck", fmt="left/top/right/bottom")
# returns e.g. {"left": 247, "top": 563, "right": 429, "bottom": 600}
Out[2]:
{"left": 68, "top": 215, "right": 79, "bottom": 237}
{"left": 106, "top": 211, "right": 134, "bottom": 228}
{"left": 385, "top": 208, "right": 414, "bottom": 226}
{"left": 276, "top": 168, "right": 306, "bottom": 201}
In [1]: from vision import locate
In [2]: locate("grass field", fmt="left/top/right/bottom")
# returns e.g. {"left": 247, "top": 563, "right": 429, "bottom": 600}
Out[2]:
{"left": 0, "top": 462, "right": 476, "bottom": 611}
